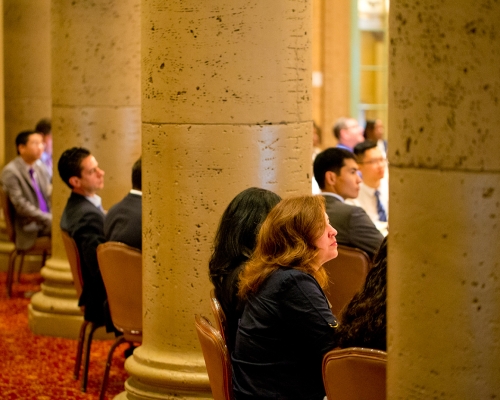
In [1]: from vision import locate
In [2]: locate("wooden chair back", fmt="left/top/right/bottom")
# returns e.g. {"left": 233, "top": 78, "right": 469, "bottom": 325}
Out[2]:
{"left": 97, "top": 241, "right": 142, "bottom": 341}
{"left": 61, "top": 229, "right": 84, "bottom": 298}
{"left": 0, "top": 186, "right": 16, "bottom": 243}
{"left": 209, "top": 289, "right": 228, "bottom": 342}
{"left": 322, "top": 347, "right": 387, "bottom": 400}
{"left": 195, "top": 314, "right": 233, "bottom": 400}
{"left": 323, "top": 245, "right": 372, "bottom": 317}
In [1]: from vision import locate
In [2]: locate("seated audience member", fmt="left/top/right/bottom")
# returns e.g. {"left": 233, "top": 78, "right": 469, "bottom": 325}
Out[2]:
{"left": 332, "top": 117, "right": 364, "bottom": 152}
{"left": 364, "top": 118, "right": 387, "bottom": 156}
{"left": 58, "top": 147, "right": 109, "bottom": 327}
{"left": 337, "top": 236, "right": 388, "bottom": 351}
{"left": 313, "top": 147, "right": 383, "bottom": 257}
{"left": 35, "top": 118, "right": 53, "bottom": 178}
{"left": 1, "top": 130, "right": 52, "bottom": 250}
{"left": 208, "top": 187, "right": 281, "bottom": 353}
{"left": 347, "top": 140, "right": 388, "bottom": 236}
{"left": 104, "top": 157, "right": 142, "bottom": 250}
{"left": 232, "top": 195, "right": 338, "bottom": 400}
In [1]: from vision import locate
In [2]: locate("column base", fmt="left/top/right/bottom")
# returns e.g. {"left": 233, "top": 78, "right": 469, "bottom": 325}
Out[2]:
{"left": 119, "top": 347, "right": 212, "bottom": 400}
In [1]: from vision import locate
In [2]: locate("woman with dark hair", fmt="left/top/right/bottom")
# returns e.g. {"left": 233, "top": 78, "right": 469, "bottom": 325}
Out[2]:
{"left": 364, "top": 118, "right": 388, "bottom": 155}
{"left": 208, "top": 187, "right": 281, "bottom": 352}
{"left": 337, "top": 236, "right": 388, "bottom": 351}
{"left": 232, "top": 195, "right": 339, "bottom": 400}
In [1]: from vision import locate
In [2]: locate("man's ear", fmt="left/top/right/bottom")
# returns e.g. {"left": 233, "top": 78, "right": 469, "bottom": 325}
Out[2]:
{"left": 68, "top": 176, "right": 80, "bottom": 189}
{"left": 325, "top": 171, "right": 337, "bottom": 187}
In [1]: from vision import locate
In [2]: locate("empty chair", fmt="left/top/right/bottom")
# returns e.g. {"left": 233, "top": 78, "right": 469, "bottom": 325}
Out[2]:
{"left": 194, "top": 314, "right": 233, "bottom": 400}
{"left": 0, "top": 186, "right": 51, "bottom": 297}
{"left": 61, "top": 229, "right": 101, "bottom": 392}
{"left": 322, "top": 347, "right": 386, "bottom": 400}
{"left": 96, "top": 241, "right": 142, "bottom": 400}
{"left": 209, "top": 289, "right": 228, "bottom": 343}
{"left": 322, "top": 245, "right": 371, "bottom": 317}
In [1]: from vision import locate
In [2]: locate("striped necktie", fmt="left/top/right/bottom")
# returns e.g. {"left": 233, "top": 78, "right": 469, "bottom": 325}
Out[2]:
{"left": 374, "top": 190, "right": 387, "bottom": 222}
{"left": 29, "top": 168, "right": 49, "bottom": 213}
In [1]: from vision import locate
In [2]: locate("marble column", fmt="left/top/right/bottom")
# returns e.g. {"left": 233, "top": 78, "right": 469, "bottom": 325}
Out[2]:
{"left": 388, "top": 0, "right": 500, "bottom": 398}
{"left": 3, "top": 0, "right": 51, "bottom": 164}
{"left": 29, "top": 0, "right": 141, "bottom": 338}
{"left": 119, "top": 1, "right": 312, "bottom": 398}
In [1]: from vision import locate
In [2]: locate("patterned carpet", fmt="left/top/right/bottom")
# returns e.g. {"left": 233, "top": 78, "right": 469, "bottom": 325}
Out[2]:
{"left": 0, "top": 272, "right": 129, "bottom": 400}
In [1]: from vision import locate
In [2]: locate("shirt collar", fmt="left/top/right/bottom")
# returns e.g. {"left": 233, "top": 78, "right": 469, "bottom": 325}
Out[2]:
{"left": 85, "top": 194, "right": 103, "bottom": 210}
{"left": 321, "top": 191, "right": 345, "bottom": 203}
{"left": 130, "top": 189, "right": 142, "bottom": 196}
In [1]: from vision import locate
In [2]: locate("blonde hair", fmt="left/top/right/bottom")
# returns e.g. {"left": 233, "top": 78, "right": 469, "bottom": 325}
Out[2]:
{"left": 238, "top": 195, "right": 329, "bottom": 299}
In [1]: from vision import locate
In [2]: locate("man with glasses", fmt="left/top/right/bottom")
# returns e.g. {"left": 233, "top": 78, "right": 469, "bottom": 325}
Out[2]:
{"left": 332, "top": 117, "right": 364, "bottom": 152}
{"left": 348, "top": 140, "right": 389, "bottom": 236}
{"left": 313, "top": 147, "right": 383, "bottom": 258}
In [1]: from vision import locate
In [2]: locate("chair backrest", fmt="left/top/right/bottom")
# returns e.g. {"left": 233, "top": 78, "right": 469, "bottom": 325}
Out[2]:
{"left": 322, "top": 347, "right": 386, "bottom": 400}
{"left": 97, "top": 241, "right": 142, "bottom": 340}
{"left": 194, "top": 314, "right": 233, "bottom": 400}
{"left": 0, "top": 186, "right": 16, "bottom": 243}
{"left": 209, "top": 289, "right": 228, "bottom": 343}
{"left": 61, "top": 229, "right": 84, "bottom": 298}
{"left": 323, "top": 245, "right": 372, "bottom": 317}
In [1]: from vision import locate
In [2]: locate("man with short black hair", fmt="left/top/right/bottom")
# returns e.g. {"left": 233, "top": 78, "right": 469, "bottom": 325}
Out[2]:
{"left": 104, "top": 157, "right": 142, "bottom": 250}
{"left": 58, "top": 147, "right": 108, "bottom": 326}
{"left": 1, "top": 130, "right": 52, "bottom": 250}
{"left": 313, "top": 147, "right": 383, "bottom": 257}
{"left": 348, "top": 140, "right": 389, "bottom": 235}
{"left": 35, "top": 118, "right": 52, "bottom": 177}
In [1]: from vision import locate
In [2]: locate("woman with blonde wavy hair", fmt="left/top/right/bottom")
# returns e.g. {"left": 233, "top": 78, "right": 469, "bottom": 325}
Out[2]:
{"left": 232, "top": 195, "right": 339, "bottom": 400}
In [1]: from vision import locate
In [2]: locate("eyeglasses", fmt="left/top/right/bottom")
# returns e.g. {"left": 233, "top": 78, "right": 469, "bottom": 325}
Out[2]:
{"left": 358, "top": 158, "right": 388, "bottom": 166}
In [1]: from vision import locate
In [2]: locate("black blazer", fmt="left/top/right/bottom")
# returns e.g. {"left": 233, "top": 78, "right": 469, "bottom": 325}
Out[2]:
{"left": 104, "top": 192, "right": 142, "bottom": 250}
{"left": 323, "top": 194, "right": 383, "bottom": 258}
{"left": 60, "top": 192, "right": 107, "bottom": 324}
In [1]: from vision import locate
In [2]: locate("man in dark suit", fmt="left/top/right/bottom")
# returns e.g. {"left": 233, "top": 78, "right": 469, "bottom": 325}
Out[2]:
{"left": 313, "top": 147, "right": 383, "bottom": 257}
{"left": 1, "top": 130, "right": 52, "bottom": 250}
{"left": 58, "top": 147, "right": 108, "bottom": 326}
{"left": 104, "top": 157, "right": 142, "bottom": 250}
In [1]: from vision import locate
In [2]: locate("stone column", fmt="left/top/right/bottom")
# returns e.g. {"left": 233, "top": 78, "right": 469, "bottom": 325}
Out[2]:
{"left": 321, "top": 0, "right": 351, "bottom": 148}
{"left": 120, "top": 1, "right": 312, "bottom": 398}
{"left": 388, "top": 0, "right": 500, "bottom": 398}
{"left": 0, "top": 0, "right": 5, "bottom": 168}
{"left": 29, "top": 0, "right": 141, "bottom": 338}
{"left": 3, "top": 0, "right": 51, "bottom": 164}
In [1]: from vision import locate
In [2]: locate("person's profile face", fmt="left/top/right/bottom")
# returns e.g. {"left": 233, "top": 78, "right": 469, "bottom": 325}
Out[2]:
{"left": 335, "top": 158, "right": 361, "bottom": 199}
{"left": 77, "top": 155, "right": 105, "bottom": 194}
{"left": 313, "top": 213, "right": 338, "bottom": 268}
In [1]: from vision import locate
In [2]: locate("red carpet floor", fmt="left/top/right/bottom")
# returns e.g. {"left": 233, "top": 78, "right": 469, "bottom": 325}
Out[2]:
{"left": 0, "top": 272, "right": 129, "bottom": 399}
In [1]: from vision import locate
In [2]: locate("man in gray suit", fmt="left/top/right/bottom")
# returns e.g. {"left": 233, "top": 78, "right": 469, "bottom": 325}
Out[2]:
{"left": 313, "top": 147, "right": 383, "bottom": 257}
{"left": 1, "top": 130, "right": 52, "bottom": 250}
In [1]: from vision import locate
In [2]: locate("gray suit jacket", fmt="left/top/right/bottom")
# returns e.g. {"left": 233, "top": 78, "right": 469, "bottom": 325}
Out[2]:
{"left": 323, "top": 194, "right": 383, "bottom": 258}
{"left": 1, "top": 157, "right": 52, "bottom": 250}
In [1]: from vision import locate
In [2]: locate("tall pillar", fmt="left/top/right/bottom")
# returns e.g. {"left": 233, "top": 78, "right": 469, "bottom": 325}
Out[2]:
{"left": 29, "top": 0, "right": 141, "bottom": 338}
{"left": 388, "top": 1, "right": 500, "bottom": 398}
{"left": 120, "top": 1, "right": 312, "bottom": 398}
{"left": 3, "top": 0, "right": 51, "bottom": 164}
{"left": 0, "top": 0, "right": 5, "bottom": 167}
{"left": 321, "top": 0, "right": 351, "bottom": 148}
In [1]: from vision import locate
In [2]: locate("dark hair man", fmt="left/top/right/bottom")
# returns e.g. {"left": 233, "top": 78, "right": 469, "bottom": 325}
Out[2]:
{"left": 58, "top": 147, "right": 109, "bottom": 327}
{"left": 347, "top": 140, "right": 389, "bottom": 236}
{"left": 1, "top": 130, "right": 51, "bottom": 250}
{"left": 104, "top": 157, "right": 142, "bottom": 250}
{"left": 35, "top": 118, "right": 53, "bottom": 178}
{"left": 313, "top": 147, "right": 383, "bottom": 257}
